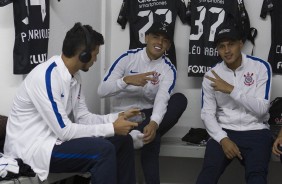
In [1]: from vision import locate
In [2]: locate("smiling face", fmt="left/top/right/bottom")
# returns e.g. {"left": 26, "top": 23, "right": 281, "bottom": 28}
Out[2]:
{"left": 216, "top": 39, "right": 243, "bottom": 71}
{"left": 145, "top": 33, "right": 171, "bottom": 60}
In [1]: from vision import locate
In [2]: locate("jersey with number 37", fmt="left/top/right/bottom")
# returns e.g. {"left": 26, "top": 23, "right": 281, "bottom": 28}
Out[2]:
{"left": 187, "top": 0, "right": 249, "bottom": 77}
{"left": 117, "top": 0, "right": 188, "bottom": 68}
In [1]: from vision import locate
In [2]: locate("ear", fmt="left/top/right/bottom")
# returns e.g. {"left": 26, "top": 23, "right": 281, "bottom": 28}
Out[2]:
{"left": 145, "top": 34, "right": 149, "bottom": 44}
{"left": 167, "top": 41, "right": 171, "bottom": 51}
{"left": 239, "top": 40, "right": 243, "bottom": 49}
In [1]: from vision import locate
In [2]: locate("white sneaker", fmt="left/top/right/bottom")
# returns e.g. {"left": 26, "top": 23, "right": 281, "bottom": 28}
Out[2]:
{"left": 129, "top": 130, "right": 144, "bottom": 149}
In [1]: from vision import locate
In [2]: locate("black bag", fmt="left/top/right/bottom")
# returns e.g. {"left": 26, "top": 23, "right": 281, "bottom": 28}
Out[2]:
{"left": 182, "top": 128, "right": 209, "bottom": 145}
{"left": 268, "top": 97, "right": 282, "bottom": 125}
{"left": 0, "top": 158, "right": 36, "bottom": 181}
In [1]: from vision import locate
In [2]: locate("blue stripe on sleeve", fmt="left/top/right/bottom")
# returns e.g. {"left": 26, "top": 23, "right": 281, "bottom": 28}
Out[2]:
{"left": 45, "top": 62, "right": 65, "bottom": 128}
{"left": 247, "top": 55, "right": 272, "bottom": 100}
{"left": 163, "top": 56, "right": 176, "bottom": 94}
{"left": 201, "top": 89, "right": 204, "bottom": 109}
{"left": 103, "top": 48, "right": 143, "bottom": 81}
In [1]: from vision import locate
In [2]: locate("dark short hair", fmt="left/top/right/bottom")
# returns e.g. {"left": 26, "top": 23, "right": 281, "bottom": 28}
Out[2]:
{"left": 62, "top": 22, "right": 104, "bottom": 58}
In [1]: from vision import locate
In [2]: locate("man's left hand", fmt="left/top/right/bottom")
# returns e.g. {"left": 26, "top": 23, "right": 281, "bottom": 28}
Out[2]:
{"left": 143, "top": 121, "right": 158, "bottom": 144}
{"left": 220, "top": 137, "right": 242, "bottom": 160}
{"left": 205, "top": 70, "right": 234, "bottom": 94}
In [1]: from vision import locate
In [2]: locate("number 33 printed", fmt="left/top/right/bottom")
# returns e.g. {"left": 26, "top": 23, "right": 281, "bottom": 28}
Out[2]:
{"left": 190, "top": 6, "right": 225, "bottom": 42}
{"left": 138, "top": 9, "right": 172, "bottom": 44}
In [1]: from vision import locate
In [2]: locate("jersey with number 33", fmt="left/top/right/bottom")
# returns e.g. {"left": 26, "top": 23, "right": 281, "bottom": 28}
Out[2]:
{"left": 117, "top": 0, "right": 188, "bottom": 68}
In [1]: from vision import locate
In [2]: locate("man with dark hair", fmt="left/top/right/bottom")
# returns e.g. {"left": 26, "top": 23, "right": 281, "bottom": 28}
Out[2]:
{"left": 98, "top": 21, "right": 187, "bottom": 184}
{"left": 196, "top": 24, "right": 273, "bottom": 184}
{"left": 4, "top": 22, "right": 138, "bottom": 184}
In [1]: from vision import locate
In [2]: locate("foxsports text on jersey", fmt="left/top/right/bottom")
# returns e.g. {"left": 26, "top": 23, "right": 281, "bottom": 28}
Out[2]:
{"left": 188, "top": 65, "right": 211, "bottom": 74}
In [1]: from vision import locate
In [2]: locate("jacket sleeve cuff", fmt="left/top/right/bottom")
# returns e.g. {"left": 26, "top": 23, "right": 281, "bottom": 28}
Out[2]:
{"left": 117, "top": 77, "right": 128, "bottom": 89}
{"left": 213, "top": 131, "right": 228, "bottom": 143}
{"left": 108, "top": 113, "right": 119, "bottom": 124}
{"left": 230, "top": 86, "right": 241, "bottom": 100}
{"left": 150, "top": 115, "right": 161, "bottom": 126}
{"left": 100, "top": 123, "right": 115, "bottom": 137}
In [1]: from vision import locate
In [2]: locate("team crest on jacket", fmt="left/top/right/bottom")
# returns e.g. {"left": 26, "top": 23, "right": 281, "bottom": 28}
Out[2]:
{"left": 244, "top": 72, "right": 254, "bottom": 86}
{"left": 151, "top": 72, "right": 161, "bottom": 85}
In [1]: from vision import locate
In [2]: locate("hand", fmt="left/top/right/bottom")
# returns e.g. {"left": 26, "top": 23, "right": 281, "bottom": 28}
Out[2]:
{"left": 143, "top": 121, "right": 158, "bottom": 144}
{"left": 272, "top": 132, "right": 282, "bottom": 156}
{"left": 113, "top": 116, "right": 138, "bottom": 136}
{"left": 123, "top": 71, "right": 157, "bottom": 86}
{"left": 220, "top": 137, "right": 242, "bottom": 160}
{"left": 205, "top": 70, "right": 234, "bottom": 94}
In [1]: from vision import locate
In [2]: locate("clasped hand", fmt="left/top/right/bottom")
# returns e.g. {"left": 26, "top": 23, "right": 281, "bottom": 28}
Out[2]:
{"left": 143, "top": 121, "right": 158, "bottom": 144}
{"left": 114, "top": 108, "right": 140, "bottom": 135}
{"left": 116, "top": 109, "right": 158, "bottom": 144}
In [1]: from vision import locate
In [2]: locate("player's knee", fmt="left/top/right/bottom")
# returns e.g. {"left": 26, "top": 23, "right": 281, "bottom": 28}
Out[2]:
{"left": 171, "top": 93, "right": 188, "bottom": 109}
{"left": 99, "top": 141, "right": 115, "bottom": 157}
{"left": 125, "top": 134, "right": 134, "bottom": 145}
{"left": 119, "top": 134, "right": 134, "bottom": 149}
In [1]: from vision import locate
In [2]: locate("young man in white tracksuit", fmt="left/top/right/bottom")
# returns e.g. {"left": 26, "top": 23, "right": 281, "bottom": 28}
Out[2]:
{"left": 98, "top": 22, "right": 188, "bottom": 184}
{"left": 4, "top": 22, "right": 139, "bottom": 184}
{"left": 196, "top": 24, "right": 273, "bottom": 184}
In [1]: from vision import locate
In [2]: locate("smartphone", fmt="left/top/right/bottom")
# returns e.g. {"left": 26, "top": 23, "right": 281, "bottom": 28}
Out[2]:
{"left": 127, "top": 112, "right": 146, "bottom": 123}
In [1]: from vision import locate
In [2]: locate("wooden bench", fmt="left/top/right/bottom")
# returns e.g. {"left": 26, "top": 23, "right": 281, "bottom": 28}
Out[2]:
{"left": 159, "top": 89, "right": 206, "bottom": 159}
{"left": 160, "top": 137, "right": 205, "bottom": 158}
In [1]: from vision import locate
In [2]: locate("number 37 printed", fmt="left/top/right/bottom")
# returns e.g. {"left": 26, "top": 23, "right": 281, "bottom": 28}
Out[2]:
{"left": 190, "top": 6, "right": 225, "bottom": 42}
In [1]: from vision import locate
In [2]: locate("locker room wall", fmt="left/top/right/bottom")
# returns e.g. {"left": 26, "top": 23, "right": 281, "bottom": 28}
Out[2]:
{"left": 0, "top": 0, "right": 282, "bottom": 183}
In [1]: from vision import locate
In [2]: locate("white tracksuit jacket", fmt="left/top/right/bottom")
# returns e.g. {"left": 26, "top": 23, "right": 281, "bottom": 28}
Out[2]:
{"left": 4, "top": 55, "right": 118, "bottom": 181}
{"left": 98, "top": 48, "right": 177, "bottom": 125}
{"left": 201, "top": 53, "right": 272, "bottom": 143}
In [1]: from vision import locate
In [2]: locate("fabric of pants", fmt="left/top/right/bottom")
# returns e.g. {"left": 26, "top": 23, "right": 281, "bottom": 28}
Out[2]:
{"left": 135, "top": 93, "right": 187, "bottom": 184}
{"left": 196, "top": 129, "right": 273, "bottom": 184}
{"left": 49, "top": 135, "right": 136, "bottom": 184}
